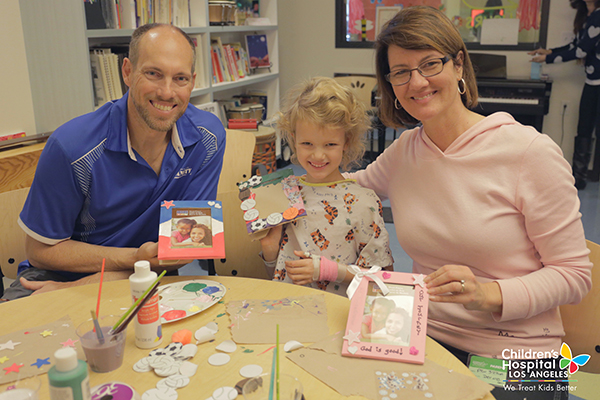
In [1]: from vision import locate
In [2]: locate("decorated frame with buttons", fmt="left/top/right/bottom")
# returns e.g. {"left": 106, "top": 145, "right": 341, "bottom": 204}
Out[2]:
{"left": 342, "top": 271, "right": 429, "bottom": 364}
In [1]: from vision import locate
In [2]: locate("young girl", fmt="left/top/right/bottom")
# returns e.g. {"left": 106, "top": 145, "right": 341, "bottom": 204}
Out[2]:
{"left": 181, "top": 223, "right": 212, "bottom": 247}
{"left": 260, "top": 77, "right": 394, "bottom": 295}
{"left": 170, "top": 218, "right": 194, "bottom": 246}
{"left": 371, "top": 307, "right": 410, "bottom": 346}
{"left": 361, "top": 297, "right": 396, "bottom": 339}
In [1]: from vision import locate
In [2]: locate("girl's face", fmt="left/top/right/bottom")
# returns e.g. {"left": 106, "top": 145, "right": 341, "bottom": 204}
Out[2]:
{"left": 177, "top": 222, "right": 192, "bottom": 236}
{"left": 190, "top": 227, "right": 206, "bottom": 243}
{"left": 385, "top": 312, "right": 404, "bottom": 336}
{"left": 294, "top": 120, "right": 347, "bottom": 184}
{"left": 372, "top": 303, "right": 390, "bottom": 323}
{"left": 387, "top": 46, "right": 463, "bottom": 125}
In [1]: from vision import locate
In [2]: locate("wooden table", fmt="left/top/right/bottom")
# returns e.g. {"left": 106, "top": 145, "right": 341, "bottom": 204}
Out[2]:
{"left": 0, "top": 276, "right": 495, "bottom": 399}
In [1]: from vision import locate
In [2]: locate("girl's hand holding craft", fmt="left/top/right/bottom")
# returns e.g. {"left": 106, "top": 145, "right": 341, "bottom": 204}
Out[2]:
{"left": 259, "top": 225, "right": 283, "bottom": 263}
{"left": 286, "top": 251, "right": 316, "bottom": 285}
{"left": 424, "top": 265, "right": 503, "bottom": 314}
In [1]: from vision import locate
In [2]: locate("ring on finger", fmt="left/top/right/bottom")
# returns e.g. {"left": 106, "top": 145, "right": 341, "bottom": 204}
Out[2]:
{"left": 460, "top": 279, "right": 465, "bottom": 293}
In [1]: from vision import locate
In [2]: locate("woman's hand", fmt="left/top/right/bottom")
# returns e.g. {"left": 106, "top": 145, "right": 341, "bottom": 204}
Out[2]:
{"left": 528, "top": 48, "right": 551, "bottom": 63}
{"left": 424, "top": 265, "right": 503, "bottom": 313}
{"left": 285, "top": 250, "right": 315, "bottom": 285}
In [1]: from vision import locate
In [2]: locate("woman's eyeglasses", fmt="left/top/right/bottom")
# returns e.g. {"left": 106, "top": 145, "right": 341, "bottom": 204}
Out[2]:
{"left": 385, "top": 56, "right": 452, "bottom": 86}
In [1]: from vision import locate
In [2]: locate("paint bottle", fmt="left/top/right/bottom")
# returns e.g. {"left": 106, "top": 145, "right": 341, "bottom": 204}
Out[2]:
{"left": 129, "top": 260, "right": 162, "bottom": 348}
{"left": 48, "top": 347, "right": 91, "bottom": 400}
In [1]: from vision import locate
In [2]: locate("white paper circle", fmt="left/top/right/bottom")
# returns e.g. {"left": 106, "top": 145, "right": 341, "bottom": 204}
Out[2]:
{"left": 266, "top": 213, "right": 283, "bottom": 225}
{"left": 212, "top": 386, "right": 237, "bottom": 400}
{"left": 157, "top": 374, "right": 190, "bottom": 389}
{"left": 205, "top": 322, "right": 219, "bottom": 334}
{"left": 194, "top": 327, "right": 216, "bottom": 344}
{"left": 133, "top": 357, "right": 153, "bottom": 373}
{"left": 241, "top": 199, "right": 256, "bottom": 211}
{"left": 142, "top": 387, "right": 178, "bottom": 400}
{"left": 239, "top": 364, "right": 263, "bottom": 378}
{"left": 283, "top": 340, "right": 303, "bottom": 352}
{"left": 208, "top": 353, "right": 230, "bottom": 366}
{"left": 177, "top": 344, "right": 198, "bottom": 360}
{"left": 243, "top": 209, "right": 260, "bottom": 221}
{"left": 179, "top": 360, "right": 198, "bottom": 377}
{"left": 215, "top": 340, "right": 237, "bottom": 353}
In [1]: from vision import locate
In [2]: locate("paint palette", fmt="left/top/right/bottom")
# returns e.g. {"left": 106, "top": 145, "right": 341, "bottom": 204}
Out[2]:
{"left": 158, "top": 280, "right": 226, "bottom": 323}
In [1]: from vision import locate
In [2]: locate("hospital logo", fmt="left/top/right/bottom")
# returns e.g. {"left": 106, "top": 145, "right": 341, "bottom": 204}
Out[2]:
{"left": 175, "top": 167, "right": 192, "bottom": 179}
{"left": 559, "top": 343, "right": 590, "bottom": 374}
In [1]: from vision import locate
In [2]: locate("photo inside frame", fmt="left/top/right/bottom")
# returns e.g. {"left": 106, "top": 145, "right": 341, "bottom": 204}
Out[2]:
{"left": 363, "top": 281, "right": 415, "bottom": 346}
{"left": 170, "top": 207, "right": 213, "bottom": 249}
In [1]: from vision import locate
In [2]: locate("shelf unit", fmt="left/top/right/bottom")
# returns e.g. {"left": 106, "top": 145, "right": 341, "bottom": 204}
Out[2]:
{"left": 18, "top": 0, "right": 279, "bottom": 134}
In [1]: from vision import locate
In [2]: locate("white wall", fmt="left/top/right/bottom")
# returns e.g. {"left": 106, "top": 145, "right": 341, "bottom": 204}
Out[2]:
{"left": 0, "top": 0, "right": 36, "bottom": 138}
{"left": 279, "top": 0, "right": 584, "bottom": 162}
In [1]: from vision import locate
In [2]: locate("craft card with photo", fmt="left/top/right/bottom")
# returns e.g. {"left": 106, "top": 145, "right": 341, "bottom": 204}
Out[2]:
{"left": 238, "top": 169, "right": 306, "bottom": 234}
{"left": 342, "top": 271, "right": 429, "bottom": 364}
{"left": 158, "top": 200, "right": 225, "bottom": 261}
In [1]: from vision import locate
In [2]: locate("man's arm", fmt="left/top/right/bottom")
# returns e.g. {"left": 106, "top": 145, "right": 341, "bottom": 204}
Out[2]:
{"left": 25, "top": 235, "right": 181, "bottom": 273}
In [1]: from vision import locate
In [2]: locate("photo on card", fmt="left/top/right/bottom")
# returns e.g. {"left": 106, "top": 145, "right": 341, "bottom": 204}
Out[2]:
{"left": 158, "top": 200, "right": 225, "bottom": 262}
{"left": 342, "top": 271, "right": 428, "bottom": 364}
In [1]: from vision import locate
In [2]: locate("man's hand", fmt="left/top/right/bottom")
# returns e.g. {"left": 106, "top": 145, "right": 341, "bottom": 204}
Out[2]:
{"left": 20, "top": 278, "right": 76, "bottom": 295}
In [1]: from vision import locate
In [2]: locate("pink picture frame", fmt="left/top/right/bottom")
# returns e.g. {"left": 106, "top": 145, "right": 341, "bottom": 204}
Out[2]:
{"left": 342, "top": 271, "right": 429, "bottom": 364}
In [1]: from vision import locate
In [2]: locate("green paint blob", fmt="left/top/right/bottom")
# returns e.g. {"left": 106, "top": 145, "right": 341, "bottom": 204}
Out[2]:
{"left": 243, "top": 349, "right": 254, "bottom": 353}
{"left": 183, "top": 283, "right": 207, "bottom": 292}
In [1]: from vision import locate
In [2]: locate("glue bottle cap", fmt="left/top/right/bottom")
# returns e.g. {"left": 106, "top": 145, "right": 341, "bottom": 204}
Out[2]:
{"left": 54, "top": 347, "right": 78, "bottom": 372}
{"left": 134, "top": 260, "right": 151, "bottom": 276}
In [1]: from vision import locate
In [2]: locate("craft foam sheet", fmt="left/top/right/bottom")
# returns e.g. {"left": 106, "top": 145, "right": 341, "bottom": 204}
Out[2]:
{"left": 286, "top": 331, "right": 493, "bottom": 400}
{"left": 226, "top": 295, "right": 329, "bottom": 344}
{"left": 0, "top": 316, "right": 84, "bottom": 384}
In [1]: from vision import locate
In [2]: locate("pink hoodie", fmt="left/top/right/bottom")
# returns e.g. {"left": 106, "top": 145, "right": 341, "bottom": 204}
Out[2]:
{"left": 348, "top": 112, "right": 592, "bottom": 358}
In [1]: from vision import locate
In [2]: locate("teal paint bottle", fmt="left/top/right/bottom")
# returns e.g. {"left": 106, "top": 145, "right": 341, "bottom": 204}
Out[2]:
{"left": 48, "top": 347, "right": 91, "bottom": 400}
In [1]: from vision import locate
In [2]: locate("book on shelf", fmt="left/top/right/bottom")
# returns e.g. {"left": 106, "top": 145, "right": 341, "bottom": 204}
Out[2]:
{"left": 158, "top": 200, "right": 225, "bottom": 262}
{"left": 172, "top": 0, "right": 191, "bottom": 27}
{"left": 190, "top": 34, "right": 207, "bottom": 89}
{"left": 245, "top": 34, "right": 271, "bottom": 69}
{"left": 223, "top": 44, "right": 240, "bottom": 81}
{"left": 211, "top": 40, "right": 231, "bottom": 82}
{"left": 84, "top": 0, "right": 194, "bottom": 30}
{"left": 84, "top": 0, "right": 118, "bottom": 29}
{"left": 226, "top": 42, "right": 248, "bottom": 79}
{"left": 210, "top": 46, "right": 223, "bottom": 83}
{"left": 89, "top": 52, "right": 108, "bottom": 107}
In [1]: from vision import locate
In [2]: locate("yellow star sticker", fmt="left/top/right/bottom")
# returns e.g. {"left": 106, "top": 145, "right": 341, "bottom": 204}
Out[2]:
{"left": 40, "top": 330, "right": 53, "bottom": 337}
{"left": 0, "top": 356, "right": 9, "bottom": 364}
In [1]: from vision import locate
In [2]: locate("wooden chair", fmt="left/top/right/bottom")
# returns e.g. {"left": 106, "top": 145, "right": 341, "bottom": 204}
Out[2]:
{"left": 0, "top": 188, "right": 30, "bottom": 280}
{"left": 559, "top": 239, "right": 600, "bottom": 373}
{"left": 213, "top": 129, "right": 269, "bottom": 279}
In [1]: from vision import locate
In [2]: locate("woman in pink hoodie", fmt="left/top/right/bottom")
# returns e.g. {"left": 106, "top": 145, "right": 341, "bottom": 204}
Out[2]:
{"left": 348, "top": 6, "right": 591, "bottom": 399}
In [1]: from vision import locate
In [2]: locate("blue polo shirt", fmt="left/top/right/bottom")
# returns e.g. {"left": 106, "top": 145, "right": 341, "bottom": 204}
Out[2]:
{"left": 18, "top": 92, "right": 225, "bottom": 276}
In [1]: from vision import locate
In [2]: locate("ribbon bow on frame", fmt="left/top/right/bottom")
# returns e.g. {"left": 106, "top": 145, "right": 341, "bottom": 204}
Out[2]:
{"left": 346, "top": 265, "right": 390, "bottom": 300}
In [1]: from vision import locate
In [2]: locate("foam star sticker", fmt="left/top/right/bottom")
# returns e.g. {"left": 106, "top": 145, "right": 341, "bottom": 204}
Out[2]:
{"left": 40, "top": 330, "right": 53, "bottom": 337}
{"left": 412, "top": 274, "right": 426, "bottom": 288}
{"left": 343, "top": 330, "right": 361, "bottom": 345}
{"left": 0, "top": 356, "right": 9, "bottom": 364}
{"left": 560, "top": 342, "right": 590, "bottom": 374}
{"left": 60, "top": 338, "right": 78, "bottom": 348}
{"left": 0, "top": 340, "right": 21, "bottom": 351}
{"left": 3, "top": 363, "right": 23, "bottom": 375}
{"left": 31, "top": 357, "right": 51, "bottom": 369}
{"left": 162, "top": 200, "right": 175, "bottom": 209}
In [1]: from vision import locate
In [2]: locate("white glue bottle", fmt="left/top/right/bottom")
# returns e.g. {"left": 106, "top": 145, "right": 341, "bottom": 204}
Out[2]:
{"left": 129, "top": 260, "right": 163, "bottom": 348}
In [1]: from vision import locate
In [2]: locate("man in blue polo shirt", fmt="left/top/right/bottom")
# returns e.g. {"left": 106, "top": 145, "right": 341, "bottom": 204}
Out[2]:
{"left": 2, "top": 23, "right": 225, "bottom": 300}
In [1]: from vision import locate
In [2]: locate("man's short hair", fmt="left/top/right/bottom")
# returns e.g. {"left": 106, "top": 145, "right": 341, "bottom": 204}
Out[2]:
{"left": 128, "top": 23, "right": 196, "bottom": 74}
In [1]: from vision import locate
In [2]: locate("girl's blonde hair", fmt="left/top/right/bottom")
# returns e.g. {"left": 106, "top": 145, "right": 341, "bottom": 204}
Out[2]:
{"left": 278, "top": 77, "right": 369, "bottom": 171}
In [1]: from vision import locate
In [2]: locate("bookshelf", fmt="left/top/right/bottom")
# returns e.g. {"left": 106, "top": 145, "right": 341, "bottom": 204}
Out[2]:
{"left": 18, "top": 0, "right": 279, "bottom": 134}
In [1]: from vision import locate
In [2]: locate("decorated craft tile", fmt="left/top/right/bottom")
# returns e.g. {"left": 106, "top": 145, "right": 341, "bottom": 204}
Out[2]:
{"left": 0, "top": 316, "right": 83, "bottom": 385}
{"left": 226, "top": 295, "right": 328, "bottom": 344}
{"left": 237, "top": 169, "right": 307, "bottom": 233}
